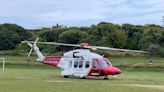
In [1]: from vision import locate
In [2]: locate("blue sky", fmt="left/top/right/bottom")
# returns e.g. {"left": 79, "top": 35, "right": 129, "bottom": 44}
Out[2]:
{"left": 0, "top": 0, "right": 164, "bottom": 28}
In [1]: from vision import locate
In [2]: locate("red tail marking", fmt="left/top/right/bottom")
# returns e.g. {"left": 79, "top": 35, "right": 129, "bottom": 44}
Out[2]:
{"left": 43, "top": 56, "right": 62, "bottom": 66}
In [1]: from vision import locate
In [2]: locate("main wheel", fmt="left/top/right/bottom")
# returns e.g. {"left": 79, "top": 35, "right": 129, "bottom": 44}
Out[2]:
{"left": 64, "top": 75, "right": 69, "bottom": 78}
{"left": 81, "top": 76, "right": 86, "bottom": 79}
{"left": 103, "top": 75, "right": 108, "bottom": 80}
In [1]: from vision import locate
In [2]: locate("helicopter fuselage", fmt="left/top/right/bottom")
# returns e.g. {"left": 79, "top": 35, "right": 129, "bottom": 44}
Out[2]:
{"left": 42, "top": 49, "right": 122, "bottom": 78}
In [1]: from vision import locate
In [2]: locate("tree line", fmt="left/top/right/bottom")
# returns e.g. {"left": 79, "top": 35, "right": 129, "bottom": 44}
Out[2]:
{"left": 0, "top": 22, "right": 164, "bottom": 56}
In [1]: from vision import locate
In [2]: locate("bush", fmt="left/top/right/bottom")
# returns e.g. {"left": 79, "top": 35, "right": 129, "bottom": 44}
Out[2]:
{"left": 158, "top": 47, "right": 164, "bottom": 57}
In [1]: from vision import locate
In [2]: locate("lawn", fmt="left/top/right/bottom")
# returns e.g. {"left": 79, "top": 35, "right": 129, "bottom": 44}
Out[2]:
{"left": 0, "top": 55, "right": 164, "bottom": 92}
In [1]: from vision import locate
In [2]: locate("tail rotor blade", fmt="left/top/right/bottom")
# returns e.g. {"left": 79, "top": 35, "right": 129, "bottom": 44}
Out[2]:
{"left": 34, "top": 37, "right": 39, "bottom": 46}
{"left": 28, "top": 48, "right": 33, "bottom": 58}
{"left": 27, "top": 38, "right": 39, "bottom": 58}
{"left": 27, "top": 42, "right": 33, "bottom": 58}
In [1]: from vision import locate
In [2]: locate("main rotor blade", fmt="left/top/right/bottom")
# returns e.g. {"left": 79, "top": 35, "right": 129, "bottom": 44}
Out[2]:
{"left": 27, "top": 41, "right": 82, "bottom": 47}
{"left": 23, "top": 41, "right": 147, "bottom": 53}
{"left": 87, "top": 46, "right": 147, "bottom": 53}
{"left": 27, "top": 42, "right": 33, "bottom": 47}
{"left": 34, "top": 37, "right": 39, "bottom": 46}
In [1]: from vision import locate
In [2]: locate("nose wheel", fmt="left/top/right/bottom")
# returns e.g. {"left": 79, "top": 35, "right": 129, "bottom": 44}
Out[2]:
{"left": 104, "top": 75, "right": 108, "bottom": 80}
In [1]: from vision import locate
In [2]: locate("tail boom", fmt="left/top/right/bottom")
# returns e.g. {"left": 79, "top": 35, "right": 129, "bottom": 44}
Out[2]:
{"left": 43, "top": 56, "right": 62, "bottom": 66}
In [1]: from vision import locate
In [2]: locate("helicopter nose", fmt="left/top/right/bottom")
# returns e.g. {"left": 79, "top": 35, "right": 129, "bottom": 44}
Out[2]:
{"left": 103, "top": 67, "right": 122, "bottom": 75}
{"left": 113, "top": 67, "right": 122, "bottom": 74}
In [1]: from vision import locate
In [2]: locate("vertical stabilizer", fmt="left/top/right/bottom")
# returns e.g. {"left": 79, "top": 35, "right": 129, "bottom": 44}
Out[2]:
{"left": 33, "top": 44, "right": 45, "bottom": 61}
{"left": 26, "top": 38, "right": 45, "bottom": 62}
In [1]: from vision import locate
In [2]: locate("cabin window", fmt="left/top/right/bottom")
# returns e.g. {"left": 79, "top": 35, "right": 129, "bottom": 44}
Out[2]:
{"left": 85, "top": 61, "right": 90, "bottom": 68}
{"left": 69, "top": 61, "right": 72, "bottom": 68}
{"left": 74, "top": 61, "right": 78, "bottom": 68}
{"left": 79, "top": 61, "right": 83, "bottom": 68}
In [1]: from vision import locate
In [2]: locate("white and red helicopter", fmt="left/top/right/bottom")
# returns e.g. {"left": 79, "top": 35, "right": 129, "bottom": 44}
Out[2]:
{"left": 22, "top": 38, "right": 147, "bottom": 80}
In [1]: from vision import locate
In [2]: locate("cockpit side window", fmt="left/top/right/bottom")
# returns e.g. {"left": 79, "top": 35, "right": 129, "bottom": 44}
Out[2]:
{"left": 105, "top": 59, "right": 112, "bottom": 66}
{"left": 98, "top": 60, "right": 110, "bottom": 68}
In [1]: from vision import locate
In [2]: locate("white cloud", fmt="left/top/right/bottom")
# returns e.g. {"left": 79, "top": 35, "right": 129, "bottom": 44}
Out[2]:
{"left": 0, "top": 0, "right": 164, "bottom": 28}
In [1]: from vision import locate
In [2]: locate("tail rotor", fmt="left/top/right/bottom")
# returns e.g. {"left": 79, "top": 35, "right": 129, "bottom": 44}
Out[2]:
{"left": 27, "top": 37, "right": 39, "bottom": 58}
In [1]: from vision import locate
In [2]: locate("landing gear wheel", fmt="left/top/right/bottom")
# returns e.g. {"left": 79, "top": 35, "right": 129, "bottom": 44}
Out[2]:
{"left": 104, "top": 75, "right": 108, "bottom": 80}
{"left": 64, "top": 75, "right": 69, "bottom": 78}
{"left": 81, "top": 77, "right": 86, "bottom": 79}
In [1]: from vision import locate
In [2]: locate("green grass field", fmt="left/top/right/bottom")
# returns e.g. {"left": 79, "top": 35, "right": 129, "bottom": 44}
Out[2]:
{"left": 0, "top": 56, "right": 164, "bottom": 92}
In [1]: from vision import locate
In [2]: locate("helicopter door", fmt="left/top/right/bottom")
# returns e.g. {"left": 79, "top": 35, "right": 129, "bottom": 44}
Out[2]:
{"left": 91, "top": 60, "right": 99, "bottom": 75}
{"left": 62, "top": 60, "right": 73, "bottom": 76}
{"left": 72, "top": 60, "right": 84, "bottom": 77}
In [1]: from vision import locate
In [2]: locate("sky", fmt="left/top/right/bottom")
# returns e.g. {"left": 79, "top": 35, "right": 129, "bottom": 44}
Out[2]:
{"left": 0, "top": 0, "right": 164, "bottom": 29}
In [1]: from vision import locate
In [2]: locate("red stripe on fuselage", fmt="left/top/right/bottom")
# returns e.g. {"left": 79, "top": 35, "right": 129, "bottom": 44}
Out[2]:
{"left": 43, "top": 56, "right": 62, "bottom": 66}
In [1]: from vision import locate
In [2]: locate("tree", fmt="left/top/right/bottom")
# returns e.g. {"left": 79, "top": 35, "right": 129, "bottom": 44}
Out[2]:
{"left": 159, "top": 32, "right": 164, "bottom": 46}
{"left": 0, "top": 30, "right": 20, "bottom": 50}
{"left": 88, "top": 22, "right": 122, "bottom": 46}
{"left": 39, "top": 29, "right": 64, "bottom": 42}
{"left": 139, "top": 27, "right": 163, "bottom": 49}
{"left": 122, "top": 24, "right": 143, "bottom": 37}
{"left": 158, "top": 47, "right": 164, "bottom": 57}
{"left": 105, "top": 30, "right": 127, "bottom": 48}
{"left": 95, "top": 22, "right": 121, "bottom": 36}
{"left": 126, "top": 32, "right": 142, "bottom": 50}
{"left": 147, "top": 44, "right": 160, "bottom": 62}
{"left": 0, "top": 23, "right": 32, "bottom": 50}
{"left": 1, "top": 23, "right": 32, "bottom": 40}
{"left": 59, "top": 29, "right": 88, "bottom": 44}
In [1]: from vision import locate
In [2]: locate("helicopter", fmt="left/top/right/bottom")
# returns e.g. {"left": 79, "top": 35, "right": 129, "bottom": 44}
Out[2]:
{"left": 22, "top": 38, "right": 147, "bottom": 80}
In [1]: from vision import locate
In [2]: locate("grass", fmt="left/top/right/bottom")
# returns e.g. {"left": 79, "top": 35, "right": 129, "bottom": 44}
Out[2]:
{"left": 0, "top": 55, "right": 164, "bottom": 92}
{"left": 109, "top": 56, "right": 164, "bottom": 69}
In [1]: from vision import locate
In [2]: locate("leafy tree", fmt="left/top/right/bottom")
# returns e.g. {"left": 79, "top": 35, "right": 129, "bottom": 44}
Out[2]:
{"left": 1, "top": 22, "right": 164, "bottom": 58}
{"left": 59, "top": 29, "right": 88, "bottom": 44}
{"left": 105, "top": 30, "right": 127, "bottom": 48}
{"left": 122, "top": 24, "right": 143, "bottom": 37}
{"left": 39, "top": 29, "right": 64, "bottom": 42}
{"left": 95, "top": 22, "right": 121, "bottom": 36}
{"left": 139, "top": 27, "right": 162, "bottom": 49}
{"left": 0, "top": 23, "right": 32, "bottom": 50}
{"left": 147, "top": 44, "right": 160, "bottom": 62}
{"left": 126, "top": 32, "right": 142, "bottom": 50}
{"left": 159, "top": 32, "right": 164, "bottom": 46}
{"left": 0, "top": 23, "right": 32, "bottom": 40}
{"left": 0, "top": 30, "right": 20, "bottom": 50}
{"left": 158, "top": 47, "right": 164, "bottom": 57}
{"left": 88, "top": 22, "right": 122, "bottom": 46}
{"left": 86, "top": 27, "right": 100, "bottom": 45}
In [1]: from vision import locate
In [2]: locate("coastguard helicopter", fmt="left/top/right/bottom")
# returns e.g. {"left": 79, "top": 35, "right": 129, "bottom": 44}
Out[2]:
{"left": 22, "top": 38, "right": 147, "bottom": 80}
